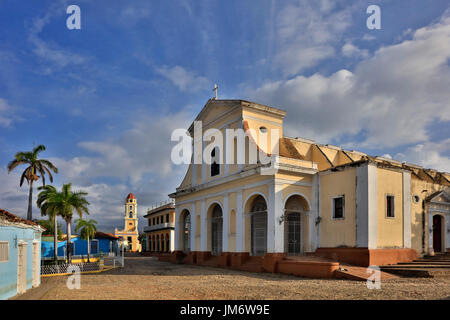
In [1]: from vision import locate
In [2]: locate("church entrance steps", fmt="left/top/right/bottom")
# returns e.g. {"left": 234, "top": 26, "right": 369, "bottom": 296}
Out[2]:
{"left": 399, "top": 261, "right": 450, "bottom": 266}
{"left": 334, "top": 265, "right": 399, "bottom": 282}
{"left": 380, "top": 254, "right": 450, "bottom": 278}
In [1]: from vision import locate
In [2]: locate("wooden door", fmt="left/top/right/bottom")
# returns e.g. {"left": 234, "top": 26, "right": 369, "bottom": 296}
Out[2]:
{"left": 433, "top": 215, "right": 442, "bottom": 253}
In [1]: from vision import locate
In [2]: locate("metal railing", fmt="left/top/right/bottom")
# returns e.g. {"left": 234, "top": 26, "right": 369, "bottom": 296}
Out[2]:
{"left": 143, "top": 222, "right": 175, "bottom": 232}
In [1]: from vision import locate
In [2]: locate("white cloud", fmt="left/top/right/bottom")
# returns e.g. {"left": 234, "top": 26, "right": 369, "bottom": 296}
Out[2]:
{"left": 0, "top": 98, "right": 14, "bottom": 127}
{"left": 156, "top": 65, "right": 210, "bottom": 92}
{"left": 273, "top": 1, "right": 353, "bottom": 75}
{"left": 342, "top": 42, "right": 369, "bottom": 58}
{"left": 27, "top": 2, "right": 89, "bottom": 72}
{"left": 395, "top": 139, "right": 450, "bottom": 173}
{"left": 250, "top": 13, "right": 450, "bottom": 156}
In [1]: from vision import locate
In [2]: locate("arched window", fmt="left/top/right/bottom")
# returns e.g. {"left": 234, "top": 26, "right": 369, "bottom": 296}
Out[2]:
{"left": 211, "top": 147, "right": 220, "bottom": 177}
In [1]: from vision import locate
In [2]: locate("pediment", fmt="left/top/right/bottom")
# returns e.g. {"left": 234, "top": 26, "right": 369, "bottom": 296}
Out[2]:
{"left": 427, "top": 190, "right": 450, "bottom": 205}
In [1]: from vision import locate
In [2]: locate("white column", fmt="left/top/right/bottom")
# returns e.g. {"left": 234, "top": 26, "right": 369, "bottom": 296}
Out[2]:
{"left": 309, "top": 174, "right": 320, "bottom": 252}
{"left": 428, "top": 212, "right": 433, "bottom": 254}
{"left": 235, "top": 190, "right": 245, "bottom": 252}
{"left": 402, "top": 171, "right": 412, "bottom": 248}
{"left": 174, "top": 207, "right": 181, "bottom": 251}
{"left": 170, "top": 230, "right": 175, "bottom": 251}
{"left": 190, "top": 202, "right": 197, "bottom": 251}
{"left": 446, "top": 214, "right": 450, "bottom": 251}
{"left": 222, "top": 194, "right": 229, "bottom": 252}
{"left": 356, "top": 163, "right": 378, "bottom": 249}
{"left": 268, "top": 180, "right": 284, "bottom": 253}
{"left": 200, "top": 200, "right": 207, "bottom": 251}
{"left": 224, "top": 126, "right": 229, "bottom": 176}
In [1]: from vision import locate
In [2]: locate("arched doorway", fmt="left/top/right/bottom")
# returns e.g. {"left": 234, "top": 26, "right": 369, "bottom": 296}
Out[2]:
{"left": 250, "top": 195, "right": 267, "bottom": 256}
{"left": 182, "top": 210, "right": 191, "bottom": 253}
{"left": 284, "top": 195, "right": 309, "bottom": 255}
{"left": 210, "top": 204, "right": 223, "bottom": 256}
{"left": 433, "top": 215, "right": 443, "bottom": 253}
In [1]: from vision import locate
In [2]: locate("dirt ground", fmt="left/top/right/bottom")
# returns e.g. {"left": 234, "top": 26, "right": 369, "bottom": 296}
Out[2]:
{"left": 13, "top": 256, "right": 450, "bottom": 300}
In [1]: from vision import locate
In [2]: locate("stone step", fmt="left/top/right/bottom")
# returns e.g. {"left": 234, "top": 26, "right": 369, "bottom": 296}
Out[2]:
{"left": 381, "top": 264, "right": 450, "bottom": 269}
{"left": 335, "top": 266, "right": 398, "bottom": 282}
{"left": 405, "top": 261, "right": 450, "bottom": 265}
{"left": 379, "top": 267, "right": 450, "bottom": 278}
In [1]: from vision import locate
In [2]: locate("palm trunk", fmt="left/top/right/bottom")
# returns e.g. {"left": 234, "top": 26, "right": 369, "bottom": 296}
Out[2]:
{"left": 67, "top": 220, "right": 72, "bottom": 263}
{"left": 53, "top": 214, "right": 58, "bottom": 263}
{"left": 87, "top": 236, "right": 90, "bottom": 263}
{"left": 27, "top": 179, "right": 34, "bottom": 221}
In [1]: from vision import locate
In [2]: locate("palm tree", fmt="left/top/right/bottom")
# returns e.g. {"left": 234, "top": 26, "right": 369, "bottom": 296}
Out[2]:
{"left": 36, "top": 183, "right": 89, "bottom": 263}
{"left": 7, "top": 144, "right": 58, "bottom": 221}
{"left": 37, "top": 185, "right": 60, "bottom": 263}
{"left": 75, "top": 218, "right": 97, "bottom": 262}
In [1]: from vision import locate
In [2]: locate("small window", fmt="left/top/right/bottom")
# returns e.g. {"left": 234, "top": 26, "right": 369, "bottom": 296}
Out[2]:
{"left": 157, "top": 217, "right": 160, "bottom": 224}
{"left": 166, "top": 214, "right": 170, "bottom": 223}
{"left": 129, "top": 211, "right": 133, "bottom": 218}
{"left": 0, "top": 242, "right": 9, "bottom": 262}
{"left": 332, "top": 196, "right": 345, "bottom": 219}
{"left": 386, "top": 195, "right": 395, "bottom": 218}
{"left": 259, "top": 126, "right": 267, "bottom": 133}
{"left": 413, "top": 195, "right": 420, "bottom": 203}
{"left": 211, "top": 147, "right": 220, "bottom": 177}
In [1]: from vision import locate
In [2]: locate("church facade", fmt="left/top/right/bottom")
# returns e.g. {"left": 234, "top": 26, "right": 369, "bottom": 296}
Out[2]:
{"left": 169, "top": 99, "right": 450, "bottom": 272}
{"left": 115, "top": 193, "right": 141, "bottom": 252}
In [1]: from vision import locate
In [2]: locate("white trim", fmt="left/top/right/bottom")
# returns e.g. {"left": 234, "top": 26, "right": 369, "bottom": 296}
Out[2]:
{"left": 222, "top": 194, "right": 229, "bottom": 252}
{"left": 235, "top": 190, "right": 244, "bottom": 252}
{"left": 190, "top": 202, "right": 196, "bottom": 251}
{"left": 356, "top": 163, "right": 378, "bottom": 248}
{"left": 283, "top": 192, "right": 312, "bottom": 212}
{"left": 274, "top": 178, "right": 312, "bottom": 187}
{"left": 243, "top": 192, "right": 269, "bottom": 212}
{"left": 242, "top": 115, "right": 282, "bottom": 127}
{"left": 200, "top": 200, "right": 207, "bottom": 251}
{"left": 403, "top": 171, "right": 412, "bottom": 248}
{"left": 176, "top": 178, "right": 272, "bottom": 206}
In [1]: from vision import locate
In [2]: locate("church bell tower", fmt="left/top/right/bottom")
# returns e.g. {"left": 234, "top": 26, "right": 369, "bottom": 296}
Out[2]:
{"left": 125, "top": 193, "right": 138, "bottom": 231}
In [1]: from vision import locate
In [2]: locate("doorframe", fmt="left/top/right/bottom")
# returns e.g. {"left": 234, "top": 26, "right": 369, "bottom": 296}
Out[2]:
{"left": 17, "top": 241, "right": 28, "bottom": 295}
{"left": 429, "top": 211, "right": 446, "bottom": 254}
{"left": 32, "top": 240, "right": 40, "bottom": 288}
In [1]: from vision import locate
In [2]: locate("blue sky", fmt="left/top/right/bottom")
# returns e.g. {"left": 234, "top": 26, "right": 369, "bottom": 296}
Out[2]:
{"left": 0, "top": 0, "right": 449, "bottom": 232}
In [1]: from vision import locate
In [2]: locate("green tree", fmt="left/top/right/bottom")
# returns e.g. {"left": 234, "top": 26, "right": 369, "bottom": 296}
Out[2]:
{"left": 7, "top": 144, "right": 58, "bottom": 221}
{"left": 75, "top": 218, "right": 97, "bottom": 262}
{"left": 36, "top": 183, "right": 89, "bottom": 263}
{"left": 36, "top": 185, "right": 61, "bottom": 262}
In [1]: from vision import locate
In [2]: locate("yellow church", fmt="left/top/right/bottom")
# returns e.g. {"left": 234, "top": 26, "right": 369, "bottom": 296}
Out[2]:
{"left": 167, "top": 99, "right": 450, "bottom": 278}
{"left": 115, "top": 193, "right": 141, "bottom": 252}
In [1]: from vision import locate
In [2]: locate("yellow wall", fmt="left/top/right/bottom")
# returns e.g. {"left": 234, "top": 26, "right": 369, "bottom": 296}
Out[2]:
{"left": 320, "top": 168, "right": 357, "bottom": 247}
{"left": 376, "top": 168, "right": 403, "bottom": 248}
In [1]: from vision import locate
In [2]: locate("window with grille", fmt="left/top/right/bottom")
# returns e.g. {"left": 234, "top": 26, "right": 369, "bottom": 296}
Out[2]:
{"left": 332, "top": 196, "right": 345, "bottom": 219}
{"left": 386, "top": 195, "right": 395, "bottom": 218}
{"left": 0, "top": 242, "right": 9, "bottom": 262}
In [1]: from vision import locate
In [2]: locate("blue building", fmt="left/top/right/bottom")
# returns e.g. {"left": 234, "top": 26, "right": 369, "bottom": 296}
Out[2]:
{"left": 41, "top": 231, "right": 119, "bottom": 260}
{"left": 0, "top": 208, "right": 45, "bottom": 300}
